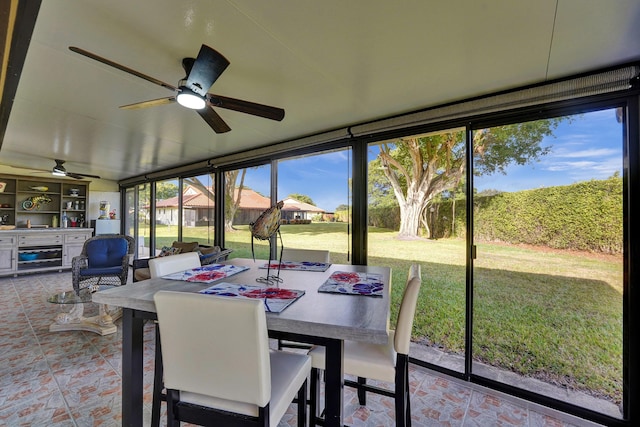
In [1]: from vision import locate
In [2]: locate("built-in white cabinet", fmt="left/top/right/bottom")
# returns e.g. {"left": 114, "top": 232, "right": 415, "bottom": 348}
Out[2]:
{"left": 62, "top": 232, "right": 92, "bottom": 266}
{"left": 0, "top": 229, "right": 92, "bottom": 276}
{"left": 0, "top": 234, "right": 17, "bottom": 273}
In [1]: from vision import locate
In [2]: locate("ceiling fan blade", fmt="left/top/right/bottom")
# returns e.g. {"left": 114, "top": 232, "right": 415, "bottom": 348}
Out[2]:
{"left": 67, "top": 171, "right": 101, "bottom": 180}
{"left": 120, "top": 97, "right": 176, "bottom": 110}
{"left": 69, "top": 46, "right": 177, "bottom": 92}
{"left": 208, "top": 94, "right": 285, "bottom": 121}
{"left": 197, "top": 104, "right": 231, "bottom": 134}
{"left": 185, "top": 45, "right": 230, "bottom": 95}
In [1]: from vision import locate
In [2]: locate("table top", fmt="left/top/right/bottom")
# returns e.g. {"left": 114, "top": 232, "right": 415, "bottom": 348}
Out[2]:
{"left": 93, "top": 258, "right": 391, "bottom": 345}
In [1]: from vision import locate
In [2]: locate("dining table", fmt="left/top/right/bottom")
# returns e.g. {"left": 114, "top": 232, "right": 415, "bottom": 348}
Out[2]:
{"left": 92, "top": 257, "right": 391, "bottom": 427}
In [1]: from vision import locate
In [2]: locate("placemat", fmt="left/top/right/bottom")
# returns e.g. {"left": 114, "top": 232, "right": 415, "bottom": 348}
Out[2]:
{"left": 162, "top": 264, "right": 249, "bottom": 284}
{"left": 259, "top": 261, "right": 331, "bottom": 272}
{"left": 199, "top": 282, "right": 305, "bottom": 312}
{"left": 318, "top": 271, "right": 384, "bottom": 297}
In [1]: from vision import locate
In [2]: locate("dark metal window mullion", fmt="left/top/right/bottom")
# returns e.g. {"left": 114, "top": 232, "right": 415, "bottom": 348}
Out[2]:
{"left": 464, "top": 124, "right": 474, "bottom": 380}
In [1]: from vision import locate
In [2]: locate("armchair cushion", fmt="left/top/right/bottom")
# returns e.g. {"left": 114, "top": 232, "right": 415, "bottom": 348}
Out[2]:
{"left": 171, "top": 241, "right": 199, "bottom": 253}
{"left": 134, "top": 267, "right": 151, "bottom": 282}
{"left": 158, "top": 246, "right": 181, "bottom": 257}
{"left": 80, "top": 265, "right": 124, "bottom": 276}
{"left": 199, "top": 245, "right": 220, "bottom": 255}
{"left": 86, "top": 238, "right": 129, "bottom": 268}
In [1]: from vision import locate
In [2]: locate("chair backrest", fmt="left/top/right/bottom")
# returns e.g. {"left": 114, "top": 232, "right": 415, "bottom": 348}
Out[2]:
{"left": 281, "top": 248, "right": 330, "bottom": 263}
{"left": 84, "top": 235, "right": 130, "bottom": 268}
{"left": 149, "top": 252, "right": 201, "bottom": 278}
{"left": 154, "top": 291, "right": 271, "bottom": 407}
{"left": 394, "top": 264, "right": 422, "bottom": 355}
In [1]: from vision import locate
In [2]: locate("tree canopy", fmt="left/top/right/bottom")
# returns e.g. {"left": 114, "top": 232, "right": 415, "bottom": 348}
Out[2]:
{"left": 155, "top": 181, "right": 179, "bottom": 200}
{"left": 369, "top": 118, "right": 564, "bottom": 237}
{"left": 288, "top": 193, "right": 315, "bottom": 205}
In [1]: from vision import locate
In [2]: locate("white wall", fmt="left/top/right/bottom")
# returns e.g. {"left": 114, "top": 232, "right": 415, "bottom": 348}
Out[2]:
{"left": 88, "top": 191, "right": 120, "bottom": 221}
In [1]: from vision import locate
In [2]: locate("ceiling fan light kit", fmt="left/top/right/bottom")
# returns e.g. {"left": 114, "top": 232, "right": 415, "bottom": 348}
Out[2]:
{"left": 69, "top": 44, "right": 285, "bottom": 134}
{"left": 176, "top": 87, "right": 206, "bottom": 110}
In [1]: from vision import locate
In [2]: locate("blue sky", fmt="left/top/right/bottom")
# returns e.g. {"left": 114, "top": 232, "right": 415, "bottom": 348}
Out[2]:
{"left": 476, "top": 108, "right": 623, "bottom": 192}
{"left": 240, "top": 108, "right": 623, "bottom": 211}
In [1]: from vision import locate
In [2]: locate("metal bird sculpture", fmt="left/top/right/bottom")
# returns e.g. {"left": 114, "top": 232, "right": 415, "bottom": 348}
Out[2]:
{"left": 250, "top": 201, "right": 284, "bottom": 284}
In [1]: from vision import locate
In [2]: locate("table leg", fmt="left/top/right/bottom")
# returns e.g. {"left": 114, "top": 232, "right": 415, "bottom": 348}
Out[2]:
{"left": 324, "top": 339, "right": 344, "bottom": 427}
{"left": 122, "top": 308, "right": 145, "bottom": 427}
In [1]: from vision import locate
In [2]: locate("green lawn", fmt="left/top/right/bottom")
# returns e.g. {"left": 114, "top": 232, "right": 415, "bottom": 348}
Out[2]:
{"left": 150, "top": 222, "right": 623, "bottom": 405}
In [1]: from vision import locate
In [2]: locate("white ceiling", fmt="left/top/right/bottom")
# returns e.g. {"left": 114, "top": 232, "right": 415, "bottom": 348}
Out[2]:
{"left": 1, "top": 0, "right": 639, "bottom": 182}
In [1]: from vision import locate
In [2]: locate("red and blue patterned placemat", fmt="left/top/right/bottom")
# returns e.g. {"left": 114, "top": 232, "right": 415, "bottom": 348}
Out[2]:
{"left": 199, "top": 282, "right": 305, "bottom": 312}
{"left": 318, "top": 271, "right": 384, "bottom": 297}
{"left": 162, "top": 264, "right": 249, "bottom": 284}
{"left": 259, "top": 261, "right": 331, "bottom": 272}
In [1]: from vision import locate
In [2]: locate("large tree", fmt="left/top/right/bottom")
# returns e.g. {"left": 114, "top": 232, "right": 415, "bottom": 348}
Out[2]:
{"left": 155, "top": 181, "right": 179, "bottom": 200}
{"left": 370, "top": 120, "right": 563, "bottom": 238}
{"left": 183, "top": 169, "right": 247, "bottom": 232}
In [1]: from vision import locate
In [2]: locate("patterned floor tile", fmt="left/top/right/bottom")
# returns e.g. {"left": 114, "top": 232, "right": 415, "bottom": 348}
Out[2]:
{"left": 0, "top": 272, "right": 605, "bottom": 427}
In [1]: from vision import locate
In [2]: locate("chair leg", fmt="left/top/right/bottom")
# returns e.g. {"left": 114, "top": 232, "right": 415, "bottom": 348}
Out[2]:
{"left": 166, "top": 389, "right": 179, "bottom": 427}
{"left": 151, "top": 325, "right": 164, "bottom": 427}
{"left": 297, "top": 379, "right": 307, "bottom": 427}
{"left": 405, "top": 364, "right": 411, "bottom": 427}
{"left": 357, "top": 376, "right": 367, "bottom": 405}
{"left": 309, "top": 368, "right": 320, "bottom": 425}
{"left": 395, "top": 354, "right": 410, "bottom": 427}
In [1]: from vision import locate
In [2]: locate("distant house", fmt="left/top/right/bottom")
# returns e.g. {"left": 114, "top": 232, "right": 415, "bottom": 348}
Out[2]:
{"left": 279, "top": 197, "right": 326, "bottom": 222}
{"left": 155, "top": 186, "right": 325, "bottom": 226}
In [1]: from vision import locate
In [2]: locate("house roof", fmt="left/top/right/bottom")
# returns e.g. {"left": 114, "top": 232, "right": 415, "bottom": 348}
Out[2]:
{"left": 281, "top": 197, "right": 325, "bottom": 213}
{"left": 155, "top": 188, "right": 324, "bottom": 213}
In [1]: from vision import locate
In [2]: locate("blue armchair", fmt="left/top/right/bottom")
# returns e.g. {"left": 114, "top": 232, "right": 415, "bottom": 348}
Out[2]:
{"left": 72, "top": 234, "right": 135, "bottom": 293}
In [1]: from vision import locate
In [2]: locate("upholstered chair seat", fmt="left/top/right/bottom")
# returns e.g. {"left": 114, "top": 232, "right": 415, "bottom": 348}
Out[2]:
{"left": 148, "top": 252, "right": 202, "bottom": 427}
{"left": 154, "top": 291, "right": 311, "bottom": 426}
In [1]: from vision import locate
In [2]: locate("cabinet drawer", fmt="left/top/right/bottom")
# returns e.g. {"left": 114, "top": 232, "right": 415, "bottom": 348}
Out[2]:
{"left": 0, "top": 235, "right": 17, "bottom": 246}
{"left": 64, "top": 233, "right": 91, "bottom": 243}
{"left": 19, "top": 234, "right": 63, "bottom": 246}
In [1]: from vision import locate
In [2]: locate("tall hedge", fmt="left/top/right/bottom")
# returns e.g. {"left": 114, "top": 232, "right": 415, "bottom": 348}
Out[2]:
{"left": 369, "top": 205, "right": 401, "bottom": 230}
{"left": 471, "top": 176, "right": 622, "bottom": 253}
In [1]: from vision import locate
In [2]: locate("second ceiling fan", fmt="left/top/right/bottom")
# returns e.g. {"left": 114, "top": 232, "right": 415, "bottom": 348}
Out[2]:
{"left": 69, "top": 45, "right": 284, "bottom": 133}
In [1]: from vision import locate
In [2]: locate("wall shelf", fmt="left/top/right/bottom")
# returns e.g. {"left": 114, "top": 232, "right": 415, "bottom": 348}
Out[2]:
{"left": 0, "top": 174, "right": 90, "bottom": 229}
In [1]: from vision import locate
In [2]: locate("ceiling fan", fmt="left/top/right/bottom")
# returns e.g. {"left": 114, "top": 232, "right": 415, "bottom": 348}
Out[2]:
{"left": 69, "top": 45, "right": 285, "bottom": 133}
{"left": 51, "top": 159, "right": 101, "bottom": 180}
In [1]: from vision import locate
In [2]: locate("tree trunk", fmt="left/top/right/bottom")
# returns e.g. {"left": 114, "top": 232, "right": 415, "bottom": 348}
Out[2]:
{"left": 451, "top": 197, "right": 456, "bottom": 236}
{"left": 398, "top": 199, "right": 423, "bottom": 237}
{"left": 224, "top": 169, "right": 246, "bottom": 232}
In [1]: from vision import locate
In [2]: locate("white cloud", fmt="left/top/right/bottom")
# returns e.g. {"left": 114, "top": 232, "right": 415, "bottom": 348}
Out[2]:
{"left": 552, "top": 148, "right": 619, "bottom": 158}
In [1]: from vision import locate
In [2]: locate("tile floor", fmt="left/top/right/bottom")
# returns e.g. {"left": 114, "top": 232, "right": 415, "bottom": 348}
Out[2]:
{"left": 0, "top": 271, "right": 604, "bottom": 426}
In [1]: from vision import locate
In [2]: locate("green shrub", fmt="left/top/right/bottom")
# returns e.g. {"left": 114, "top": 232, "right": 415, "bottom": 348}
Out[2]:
{"left": 472, "top": 176, "right": 622, "bottom": 253}
{"left": 369, "top": 205, "right": 400, "bottom": 230}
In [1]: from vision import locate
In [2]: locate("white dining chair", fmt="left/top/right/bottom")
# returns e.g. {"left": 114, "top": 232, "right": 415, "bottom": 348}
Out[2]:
{"left": 278, "top": 248, "right": 330, "bottom": 351}
{"left": 149, "top": 252, "right": 202, "bottom": 427}
{"left": 154, "top": 291, "right": 311, "bottom": 427}
{"left": 308, "top": 264, "right": 421, "bottom": 427}
{"left": 148, "top": 251, "right": 201, "bottom": 277}
{"left": 281, "top": 248, "right": 330, "bottom": 263}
